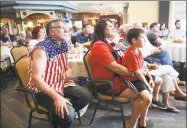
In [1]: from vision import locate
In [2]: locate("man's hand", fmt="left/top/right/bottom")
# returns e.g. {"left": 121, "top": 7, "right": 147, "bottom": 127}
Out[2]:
{"left": 54, "top": 95, "right": 72, "bottom": 118}
{"left": 64, "top": 69, "right": 74, "bottom": 82}
{"left": 152, "top": 48, "right": 161, "bottom": 54}
{"left": 148, "top": 63, "right": 159, "bottom": 70}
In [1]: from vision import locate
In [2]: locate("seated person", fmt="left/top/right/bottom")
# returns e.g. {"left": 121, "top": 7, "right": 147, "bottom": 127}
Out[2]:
{"left": 122, "top": 28, "right": 155, "bottom": 128}
{"left": 146, "top": 62, "right": 186, "bottom": 113}
{"left": 27, "top": 19, "right": 92, "bottom": 128}
{"left": 0, "top": 26, "right": 17, "bottom": 46}
{"left": 145, "top": 31, "right": 173, "bottom": 66}
{"left": 158, "top": 23, "right": 169, "bottom": 39}
{"left": 91, "top": 19, "right": 152, "bottom": 128}
{"left": 170, "top": 20, "right": 186, "bottom": 43}
{"left": 28, "top": 26, "right": 46, "bottom": 51}
{"left": 76, "top": 24, "right": 92, "bottom": 44}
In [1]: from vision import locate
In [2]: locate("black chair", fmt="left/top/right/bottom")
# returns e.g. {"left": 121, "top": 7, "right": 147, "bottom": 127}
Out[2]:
{"left": 0, "top": 57, "right": 15, "bottom": 90}
{"left": 83, "top": 50, "right": 132, "bottom": 128}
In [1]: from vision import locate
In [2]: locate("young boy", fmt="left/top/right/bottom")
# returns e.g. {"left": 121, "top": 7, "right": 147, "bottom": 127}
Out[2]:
{"left": 122, "top": 28, "right": 155, "bottom": 128}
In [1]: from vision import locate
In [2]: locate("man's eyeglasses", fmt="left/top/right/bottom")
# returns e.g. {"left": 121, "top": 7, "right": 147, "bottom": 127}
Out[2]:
{"left": 50, "top": 26, "right": 65, "bottom": 29}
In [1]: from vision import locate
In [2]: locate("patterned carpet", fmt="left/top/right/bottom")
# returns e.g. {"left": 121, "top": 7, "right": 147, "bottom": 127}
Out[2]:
{"left": 1, "top": 79, "right": 186, "bottom": 128}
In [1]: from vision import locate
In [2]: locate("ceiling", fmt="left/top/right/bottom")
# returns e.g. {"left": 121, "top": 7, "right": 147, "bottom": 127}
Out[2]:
{"left": 68, "top": 1, "right": 129, "bottom": 15}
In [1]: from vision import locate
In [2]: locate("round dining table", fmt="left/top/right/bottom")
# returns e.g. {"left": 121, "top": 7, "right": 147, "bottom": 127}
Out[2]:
{"left": 162, "top": 40, "right": 186, "bottom": 63}
{"left": 0, "top": 46, "right": 14, "bottom": 70}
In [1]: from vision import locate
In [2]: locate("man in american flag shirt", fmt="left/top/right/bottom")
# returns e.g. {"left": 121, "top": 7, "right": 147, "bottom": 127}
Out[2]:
{"left": 27, "top": 19, "right": 92, "bottom": 128}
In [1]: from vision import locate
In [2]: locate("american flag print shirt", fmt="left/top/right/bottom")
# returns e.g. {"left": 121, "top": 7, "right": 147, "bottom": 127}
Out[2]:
{"left": 27, "top": 37, "right": 75, "bottom": 96}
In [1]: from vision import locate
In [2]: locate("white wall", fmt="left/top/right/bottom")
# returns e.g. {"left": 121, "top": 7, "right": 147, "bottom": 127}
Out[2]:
{"left": 128, "top": 1, "right": 159, "bottom": 25}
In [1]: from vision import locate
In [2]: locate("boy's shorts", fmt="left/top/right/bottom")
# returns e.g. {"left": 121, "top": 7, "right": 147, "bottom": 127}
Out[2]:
{"left": 130, "top": 75, "right": 155, "bottom": 93}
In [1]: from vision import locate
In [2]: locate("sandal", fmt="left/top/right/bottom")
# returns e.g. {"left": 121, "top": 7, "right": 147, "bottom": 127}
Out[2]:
{"left": 162, "top": 107, "right": 180, "bottom": 113}
{"left": 174, "top": 96, "right": 187, "bottom": 101}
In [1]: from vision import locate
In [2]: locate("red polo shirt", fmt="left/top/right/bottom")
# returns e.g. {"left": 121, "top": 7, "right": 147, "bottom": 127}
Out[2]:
{"left": 122, "top": 47, "right": 145, "bottom": 81}
{"left": 90, "top": 40, "right": 127, "bottom": 94}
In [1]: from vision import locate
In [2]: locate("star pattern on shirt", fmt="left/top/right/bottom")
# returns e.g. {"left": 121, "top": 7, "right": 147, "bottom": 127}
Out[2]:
{"left": 34, "top": 37, "right": 68, "bottom": 59}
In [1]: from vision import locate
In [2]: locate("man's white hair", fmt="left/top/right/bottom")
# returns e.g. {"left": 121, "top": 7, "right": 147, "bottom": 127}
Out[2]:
{"left": 118, "top": 24, "right": 133, "bottom": 34}
{"left": 132, "top": 22, "right": 143, "bottom": 28}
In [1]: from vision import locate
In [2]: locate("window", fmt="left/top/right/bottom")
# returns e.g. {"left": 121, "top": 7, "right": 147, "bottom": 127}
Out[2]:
{"left": 172, "top": 1, "right": 186, "bottom": 29}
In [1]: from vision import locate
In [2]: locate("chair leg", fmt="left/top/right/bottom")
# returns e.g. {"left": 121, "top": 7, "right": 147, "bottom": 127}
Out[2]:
{"left": 105, "top": 103, "right": 108, "bottom": 108}
{"left": 28, "top": 110, "right": 34, "bottom": 128}
{"left": 90, "top": 101, "right": 100, "bottom": 126}
{"left": 77, "top": 111, "right": 82, "bottom": 126}
{"left": 119, "top": 104, "right": 125, "bottom": 128}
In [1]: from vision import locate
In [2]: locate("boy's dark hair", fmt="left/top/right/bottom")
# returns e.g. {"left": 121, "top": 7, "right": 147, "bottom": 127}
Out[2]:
{"left": 150, "top": 22, "right": 159, "bottom": 30}
{"left": 82, "top": 24, "right": 89, "bottom": 29}
{"left": 175, "top": 20, "right": 180, "bottom": 25}
{"left": 127, "top": 28, "right": 145, "bottom": 45}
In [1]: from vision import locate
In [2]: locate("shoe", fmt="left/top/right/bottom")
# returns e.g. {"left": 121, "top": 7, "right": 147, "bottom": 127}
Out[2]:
{"left": 170, "top": 91, "right": 175, "bottom": 96}
{"left": 152, "top": 99, "right": 166, "bottom": 109}
{"left": 162, "top": 107, "right": 180, "bottom": 113}
{"left": 74, "top": 104, "right": 89, "bottom": 119}
{"left": 174, "top": 96, "right": 187, "bottom": 101}
{"left": 176, "top": 78, "right": 185, "bottom": 85}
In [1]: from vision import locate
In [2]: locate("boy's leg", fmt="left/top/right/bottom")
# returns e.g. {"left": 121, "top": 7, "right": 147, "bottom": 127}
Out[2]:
{"left": 139, "top": 90, "right": 152, "bottom": 127}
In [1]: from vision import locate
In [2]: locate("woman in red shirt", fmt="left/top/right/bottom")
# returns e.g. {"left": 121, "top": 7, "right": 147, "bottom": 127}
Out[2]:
{"left": 90, "top": 19, "right": 148, "bottom": 128}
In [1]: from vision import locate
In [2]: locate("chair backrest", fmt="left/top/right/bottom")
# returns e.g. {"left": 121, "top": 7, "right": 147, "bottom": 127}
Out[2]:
{"left": 11, "top": 46, "right": 29, "bottom": 62}
{"left": 83, "top": 49, "right": 93, "bottom": 79}
{"left": 14, "top": 55, "right": 29, "bottom": 88}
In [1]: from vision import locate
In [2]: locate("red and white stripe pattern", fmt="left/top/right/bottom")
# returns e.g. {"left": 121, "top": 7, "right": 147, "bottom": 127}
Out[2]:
{"left": 27, "top": 53, "right": 74, "bottom": 96}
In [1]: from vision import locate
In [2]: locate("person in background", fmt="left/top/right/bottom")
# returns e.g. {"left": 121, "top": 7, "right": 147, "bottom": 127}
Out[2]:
{"left": 27, "top": 19, "right": 92, "bottom": 128}
{"left": 70, "top": 26, "right": 80, "bottom": 47}
{"left": 117, "top": 24, "right": 132, "bottom": 52}
{"left": 76, "top": 24, "right": 92, "bottom": 44}
{"left": 0, "top": 26, "right": 17, "bottom": 46}
{"left": 146, "top": 62, "right": 186, "bottom": 113}
{"left": 158, "top": 23, "right": 169, "bottom": 39}
{"left": 28, "top": 26, "right": 46, "bottom": 51}
{"left": 170, "top": 20, "right": 186, "bottom": 43}
{"left": 25, "top": 27, "right": 32, "bottom": 41}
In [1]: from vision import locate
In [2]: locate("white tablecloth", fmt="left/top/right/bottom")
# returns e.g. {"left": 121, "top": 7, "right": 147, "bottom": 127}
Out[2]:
{"left": 162, "top": 40, "right": 186, "bottom": 63}
{"left": 0, "top": 46, "right": 14, "bottom": 70}
{"left": 68, "top": 54, "right": 88, "bottom": 77}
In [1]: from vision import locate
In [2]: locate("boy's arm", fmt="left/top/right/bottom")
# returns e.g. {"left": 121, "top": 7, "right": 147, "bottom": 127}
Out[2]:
{"left": 145, "top": 66, "right": 155, "bottom": 88}
{"left": 135, "top": 70, "right": 152, "bottom": 91}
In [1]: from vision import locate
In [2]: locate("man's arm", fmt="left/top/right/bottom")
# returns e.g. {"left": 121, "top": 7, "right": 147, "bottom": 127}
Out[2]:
{"left": 31, "top": 49, "right": 71, "bottom": 118}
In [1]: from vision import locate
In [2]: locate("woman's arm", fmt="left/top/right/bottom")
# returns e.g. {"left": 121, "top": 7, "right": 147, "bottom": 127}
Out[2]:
{"left": 106, "top": 61, "right": 133, "bottom": 76}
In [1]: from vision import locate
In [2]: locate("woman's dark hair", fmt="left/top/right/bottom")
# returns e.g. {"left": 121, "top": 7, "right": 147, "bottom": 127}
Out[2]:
{"left": 160, "top": 23, "right": 165, "bottom": 30}
{"left": 32, "top": 26, "right": 44, "bottom": 39}
{"left": 127, "top": 28, "right": 145, "bottom": 45}
{"left": 91, "top": 19, "right": 112, "bottom": 46}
